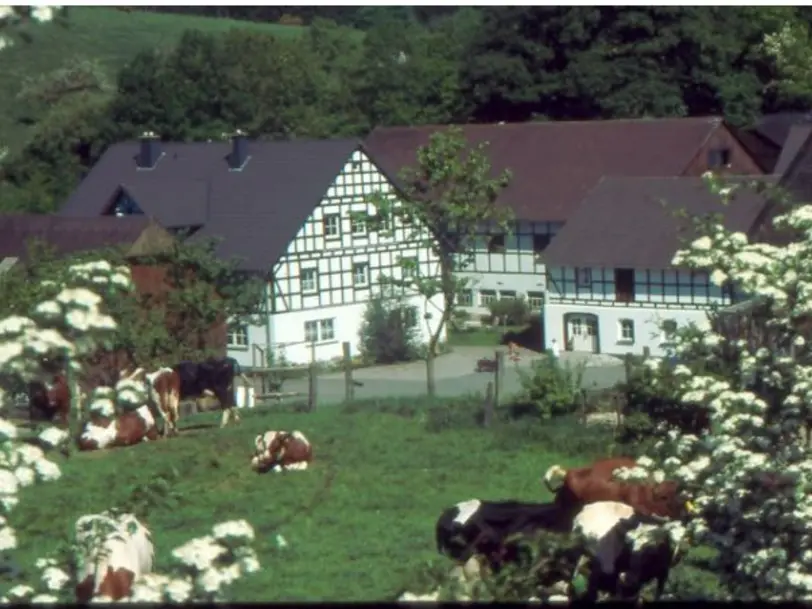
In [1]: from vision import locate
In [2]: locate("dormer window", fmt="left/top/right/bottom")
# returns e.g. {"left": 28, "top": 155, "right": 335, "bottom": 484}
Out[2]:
{"left": 707, "top": 148, "right": 731, "bottom": 168}
{"left": 110, "top": 190, "right": 143, "bottom": 217}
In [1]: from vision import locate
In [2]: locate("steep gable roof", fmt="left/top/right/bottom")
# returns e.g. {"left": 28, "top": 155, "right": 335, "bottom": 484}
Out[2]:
{"left": 542, "top": 176, "right": 772, "bottom": 269}
{"left": 365, "top": 117, "right": 730, "bottom": 222}
{"left": 752, "top": 111, "right": 812, "bottom": 148}
{"left": 60, "top": 138, "right": 364, "bottom": 272}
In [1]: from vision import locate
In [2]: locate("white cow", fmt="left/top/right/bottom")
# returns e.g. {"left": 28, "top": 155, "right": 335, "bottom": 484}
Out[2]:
{"left": 74, "top": 511, "right": 154, "bottom": 602}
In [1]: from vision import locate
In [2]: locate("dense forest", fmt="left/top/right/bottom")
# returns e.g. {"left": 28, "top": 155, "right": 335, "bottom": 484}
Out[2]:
{"left": 1, "top": 6, "right": 811, "bottom": 215}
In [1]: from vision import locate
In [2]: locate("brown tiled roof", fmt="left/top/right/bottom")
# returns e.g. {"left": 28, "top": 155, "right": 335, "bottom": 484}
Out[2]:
{"left": 0, "top": 214, "right": 166, "bottom": 261}
{"left": 542, "top": 176, "right": 772, "bottom": 269}
{"left": 364, "top": 117, "right": 728, "bottom": 222}
{"left": 59, "top": 139, "right": 363, "bottom": 272}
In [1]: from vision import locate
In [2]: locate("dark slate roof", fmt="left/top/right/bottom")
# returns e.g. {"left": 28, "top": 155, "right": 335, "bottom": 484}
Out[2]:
{"left": 543, "top": 176, "right": 772, "bottom": 269}
{"left": 365, "top": 117, "right": 729, "bottom": 222}
{"left": 774, "top": 125, "right": 812, "bottom": 176}
{"left": 0, "top": 214, "right": 159, "bottom": 260}
{"left": 752, "top": 112, "right": 812, "bottom": 148}
{"left": 60, "top": 138, "right": 363, "bottom": 272}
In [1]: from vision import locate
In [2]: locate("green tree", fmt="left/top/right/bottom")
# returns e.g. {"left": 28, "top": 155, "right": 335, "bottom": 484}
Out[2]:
{"left": 358, "top": 295, "right": 421, "bottom": 365}
{"left": 350, "top": 16, "right": 468, "bottom": 130}
{"left": 367, "top": 126, "right": 512, "bottom": 396}
{"left": 461, "top": 7, "right": 792, "bottom": 125}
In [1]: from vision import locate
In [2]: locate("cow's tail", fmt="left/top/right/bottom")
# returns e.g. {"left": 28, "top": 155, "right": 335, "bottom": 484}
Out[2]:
{"left": 543, "top": 464, "right": 568, "bottom": 494}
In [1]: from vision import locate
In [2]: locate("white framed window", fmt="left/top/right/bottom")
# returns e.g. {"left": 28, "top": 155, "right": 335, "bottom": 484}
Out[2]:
{"left": 400, "top": 256, "right": 417, "bottom": 279}
{"left": 353, "top": 262, "right": 369, "bottom": 286}
{"left": 480, "top": 290, "right": 497, "bottom": 306}
{"left": 227, "top": 324, "right": 248, "bottom": 348}
{"left": 487, "top": 234, "right": 506, "bottom": 253}
{"left": 301, "top": 268, "right": 318, "bottom": 293}
{"left": 351, "top": 214, "right": 367, "bottom": 235}
{"left": 618, "top": 319, "right": 635, "bottom": 343}
{"left": 527, "top": 291, "right": 544, "bottom": 311}
{"left": 304, "top": 320, "right": 319, "bottom": 343}
{"left": 571, "top": 318, "right": 583, "bottom": 336}
{"left": 323, "top": 214, "right": 340, "bottom": 239}
{"left": 458, "top": 289, "right": 474, "bottom": 307}
{"left": 499, "top": 290, "right": 517, "bottom": 300}
{"left": 575, "top": 268, "right": 592, "bottom": 288}
{"left": 320, "top": 318, "right": 335, "bottom": 341}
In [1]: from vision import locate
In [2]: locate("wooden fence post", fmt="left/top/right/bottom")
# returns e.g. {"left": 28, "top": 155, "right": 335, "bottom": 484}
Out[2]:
{"left": 342, "top": 341, "right": 354, "bottom": 403}
{"left": 484, "top": 381, "right": 494, "bottom": 428}
{"left": 308, "top": 342, "right": 318, "bottom": 412}
{"left": 494, "top": 350, "right": 505, "bottom": 408}
{"left": 580, "top": 390, "right": 588, "bottom": 425}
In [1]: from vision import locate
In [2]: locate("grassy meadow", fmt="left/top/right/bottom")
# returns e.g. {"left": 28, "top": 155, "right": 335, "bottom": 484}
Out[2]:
{"left": 0, "top": 7, "right": 320, "bottom": 152}
{"left": 10, "top": 398, "right": 721, "bottom": 601}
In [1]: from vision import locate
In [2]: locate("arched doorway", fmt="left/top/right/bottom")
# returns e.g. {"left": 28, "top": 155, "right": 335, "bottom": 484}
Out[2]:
{"left": 562, "top": 313, "right": 599, "bottom": 353}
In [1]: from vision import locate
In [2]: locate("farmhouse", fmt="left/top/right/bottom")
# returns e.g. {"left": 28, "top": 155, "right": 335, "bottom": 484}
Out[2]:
{"left": 365, "top": 117, "right": 766, "bottom": 322}
{"left": 540, "top": 176, "right": 771, "bottom": 357}
{"left": 59, "top": 132, "right": 443, "bottom": 366}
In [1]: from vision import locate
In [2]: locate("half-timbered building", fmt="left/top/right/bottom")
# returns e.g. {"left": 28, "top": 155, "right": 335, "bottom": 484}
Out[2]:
{"left": 540, "top": 176, "right": 770, "bottom": 357}
{"left": 59, "top": 133, "right": 443, "bottom": 366}
{"left": 365, "top": 117, "right": 767, "bottom": 321}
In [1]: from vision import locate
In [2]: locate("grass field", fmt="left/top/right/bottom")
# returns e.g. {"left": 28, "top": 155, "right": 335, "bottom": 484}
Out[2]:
{"left": 0, "top": 7, "right": 313, "bottom": 152}
{"left": 9, "top": 398, "right": 721, "bottom": 601}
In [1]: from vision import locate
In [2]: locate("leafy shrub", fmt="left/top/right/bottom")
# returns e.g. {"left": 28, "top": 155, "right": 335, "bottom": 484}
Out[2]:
{"left": 358, "top": 296, "right": 421, "bottom": 365}
{"left": 615, "top": 357, "right": 710, "bottom": 447}
{"left": 449, "top": 308, "right": 471, "bottom": 332}
{"left": 488, "top": 297, "right": 528, "bottom": 326}
{"left": 514, "top": 353, "right": 585, "bottom": 419}
{"left": 424, "top": 396, "right": 484, "bottom": 432}
{"left": 491, "top": 414, "right": 617, "bottom": 460}
{"left": 278, "top": 14, "right": 304, "bottom": 26}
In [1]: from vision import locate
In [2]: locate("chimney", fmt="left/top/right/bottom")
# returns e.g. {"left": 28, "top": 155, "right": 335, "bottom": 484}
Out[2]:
{"left": 228, "top": 129, "right": 250, "bottom": 171}
{"left": 137, "top": 131, "right": 161, "bottom": 170}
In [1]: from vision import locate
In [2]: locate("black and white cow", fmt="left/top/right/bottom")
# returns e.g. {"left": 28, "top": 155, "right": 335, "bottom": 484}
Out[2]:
{"left": 571, "top": 500, "right": 690, "bottom": 601}
{"left": 435, "top": 499, "right": 571, "bottom": 575}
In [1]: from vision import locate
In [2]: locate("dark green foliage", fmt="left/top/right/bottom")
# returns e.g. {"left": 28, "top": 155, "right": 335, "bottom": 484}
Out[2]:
{"left": 488, "top": 297, "right": 529, "bottom": 327}
{"left": 358, "top": 296, "right": 421, "bottom": 365}
{"left": 514, "top": 353, "right": 586, "bottom": 419}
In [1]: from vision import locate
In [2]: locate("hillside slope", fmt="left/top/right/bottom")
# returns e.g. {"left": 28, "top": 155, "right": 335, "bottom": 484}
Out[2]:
{"left": 0, "top": 7, "right": 307, "bottom": 152}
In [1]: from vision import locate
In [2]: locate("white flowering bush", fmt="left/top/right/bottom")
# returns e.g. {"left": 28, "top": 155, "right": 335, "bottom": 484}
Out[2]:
{"left": 0, "top": 258, "right": 261, "bottom": 601}
{"left": 611, "top": 172, "right": 812, "bottom": 600}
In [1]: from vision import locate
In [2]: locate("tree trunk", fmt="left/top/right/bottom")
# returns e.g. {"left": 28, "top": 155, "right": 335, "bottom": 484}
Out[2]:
{"left": 426, "top": 349, "right": 436, "bottom": 398}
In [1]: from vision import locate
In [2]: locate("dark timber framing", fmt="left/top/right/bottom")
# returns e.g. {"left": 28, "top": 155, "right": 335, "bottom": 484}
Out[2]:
{"left": 546, "top": 266, "right": 729, "bottom": 311}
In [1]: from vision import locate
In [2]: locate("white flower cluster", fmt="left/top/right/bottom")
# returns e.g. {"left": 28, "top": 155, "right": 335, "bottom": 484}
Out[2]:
{"left": 627, "top": 174, "right": 812, "bottom": 600}
{"left": 0, "top": 258, "right": 262, "bottom": 602}
{"left": 87, "top": 377, "right": 148, "bottom": 419}
{"left": 128, "top": 519, "right": 261, "bottom": 603}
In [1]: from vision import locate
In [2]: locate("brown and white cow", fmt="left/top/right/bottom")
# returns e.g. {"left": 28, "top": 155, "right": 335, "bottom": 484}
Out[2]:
{"left": 77, "top": 405, "right": 159, "bottom": 451}
{"left": 74, "top": 512, "right": 154, "bottom": 602}
{"left": 251, "top": 430, "right": 313, "bottom": 473}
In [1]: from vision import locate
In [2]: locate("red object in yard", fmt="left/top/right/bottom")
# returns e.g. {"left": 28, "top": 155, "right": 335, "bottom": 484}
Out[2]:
{"left": 475, "top": 358, "right": 498, "bottom": 373}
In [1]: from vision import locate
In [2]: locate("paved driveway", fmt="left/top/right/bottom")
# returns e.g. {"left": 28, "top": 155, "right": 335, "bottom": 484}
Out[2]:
{"left": 271, "top": 347, "right": 626, "bottom": 408}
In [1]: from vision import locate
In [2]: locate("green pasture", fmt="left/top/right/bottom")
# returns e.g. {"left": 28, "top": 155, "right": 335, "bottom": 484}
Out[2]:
{"left": 9, "top": 397, "right": 721, "bottom": 600}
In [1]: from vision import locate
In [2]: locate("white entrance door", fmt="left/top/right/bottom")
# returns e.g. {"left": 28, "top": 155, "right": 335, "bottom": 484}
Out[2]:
{"left": 568, "top": 316, "right": 597, "bottom": 352}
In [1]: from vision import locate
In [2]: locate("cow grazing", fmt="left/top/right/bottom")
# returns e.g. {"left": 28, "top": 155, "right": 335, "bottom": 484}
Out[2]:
{"left": 147, "top": 357, "right": 248, "bottom": 435}
{"left": 77, "top": 405, "right": 159, "bottom": 451}
{"left": 251, "top": 430, "right": 313, "bottom": 473}
{"left": 544, "top": 457, "right": 692, "bottom": 522}
{"left": 27, "top": 374, "right": 71, "bottom": 427}
{"left": 571, "top": 500, "right": 691, "bottom": 601}
{"left": 75, "top": 512, "right": 154, "bottom": 602}
{"left": 435, "top": 499, "right": 572, "bottom": 575}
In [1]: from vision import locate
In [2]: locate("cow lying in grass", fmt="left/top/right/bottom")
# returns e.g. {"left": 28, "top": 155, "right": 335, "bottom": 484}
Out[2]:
{"left": 74, "top": 511, "right": 154, "bottom": 602}
{"left": 77, "top": 405, "right": 159, "bottom": 451}
{"left": 251, "top": 430, "right": 313, "bottom": 473}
